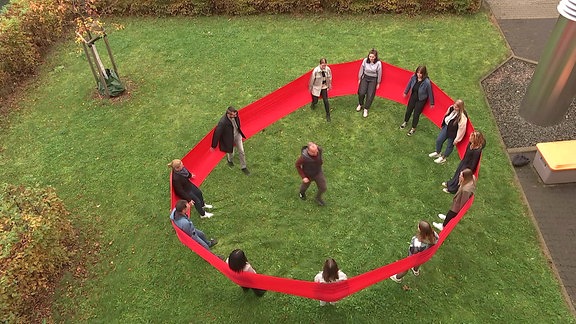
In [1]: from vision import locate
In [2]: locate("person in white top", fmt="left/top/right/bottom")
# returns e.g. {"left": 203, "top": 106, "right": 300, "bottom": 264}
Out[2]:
{"left": 356, "top": 49, "right": 382, "bottom": 118}
{"left": 227, "top": 249, "right": 266, "bottom": 297}
{"left": 428, "top": 99, "right": 468, "bottom": 164}
{"left": 314, "top": 258, "right": 347, "bottom": 306}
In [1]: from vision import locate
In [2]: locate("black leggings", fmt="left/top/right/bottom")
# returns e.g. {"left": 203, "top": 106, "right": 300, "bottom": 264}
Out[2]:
{"left": 442, "top": 210, "right": 458, "bottom": 227}
{"left": 187, "top": 185, "right": 206, "bottom": 216}
{"left": 404, "top": 96, "right": 427, "bottom": 128}
{"left": 311, "top": 88, "right": 330, "bottom": 115}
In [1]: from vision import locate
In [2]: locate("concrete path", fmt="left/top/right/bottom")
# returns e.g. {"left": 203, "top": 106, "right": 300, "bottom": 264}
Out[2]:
{"left": 485, "top": 0, "right": 560, "bottom": 61}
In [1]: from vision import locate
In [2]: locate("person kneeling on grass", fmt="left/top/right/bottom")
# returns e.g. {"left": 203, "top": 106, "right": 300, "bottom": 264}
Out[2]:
{"left": 390, "top": 220, "right": 438, "bottom": 283}
{"left": 433, "top": 168, "right": 476, "bottom": 231}
{"left": 226, "top": 249, "right": 266, "bottom": 297}
{"left": 314, "top": 258, "right": 347, "bottom": 306}
{"left": 170, "top": 200, "right": 218, "bottom": 250}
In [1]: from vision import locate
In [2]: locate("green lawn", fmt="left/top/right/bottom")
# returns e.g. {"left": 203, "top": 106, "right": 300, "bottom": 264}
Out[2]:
{"left": 1, "top": 13, "right": 574, "bottom": 323}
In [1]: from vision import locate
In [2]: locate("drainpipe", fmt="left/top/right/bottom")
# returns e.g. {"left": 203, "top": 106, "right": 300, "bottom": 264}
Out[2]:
{"left": 519, "top": 0, "right": 576, "bottom": 126}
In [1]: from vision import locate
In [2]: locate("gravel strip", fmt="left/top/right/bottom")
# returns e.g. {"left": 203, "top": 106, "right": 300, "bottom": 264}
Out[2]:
{"left": 481, "top": 57, "right": 576, "bottom": 149}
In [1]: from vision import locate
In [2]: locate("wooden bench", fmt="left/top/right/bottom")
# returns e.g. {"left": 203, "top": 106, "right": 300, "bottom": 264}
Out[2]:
{"left": 533, "top": 140, "right": 576, "bottom": 184}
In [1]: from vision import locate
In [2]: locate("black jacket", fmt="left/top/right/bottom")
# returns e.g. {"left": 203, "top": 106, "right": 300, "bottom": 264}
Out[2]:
{"left": 211, "top": 114, "right": 246, "bottom": 153}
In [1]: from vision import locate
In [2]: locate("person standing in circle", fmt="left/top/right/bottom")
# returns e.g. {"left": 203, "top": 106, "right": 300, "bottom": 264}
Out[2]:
{"left": 211, "top": 106, "right": 250, "bottom": 175}
{"left": 400, "top": 65, "right": 435, "bottom": 136}
{"left": 390, "top": 220, "right": 438, "bottom": 283}
{"left": 314, "top": 258, "right": 347, "bottom": 306}
{"left": 356, "top": 49, "right": 382, "bottom": 118}
{"left": 443, "top": 130, "right": 486, "bottom": 194}
{"left": 295, "top": 142, "right": 327, "bottom": 206}
{"left": 227, "top": 249, "right": 266, "bottom": 297}
{"left": 428, "top": 99, "right": 468, "bottom": 164}
{"left": 433, "top": 168, "right": 476, "bottom": 231}
{"left": 309, "top": 58, "right": 333, "bottom": 122}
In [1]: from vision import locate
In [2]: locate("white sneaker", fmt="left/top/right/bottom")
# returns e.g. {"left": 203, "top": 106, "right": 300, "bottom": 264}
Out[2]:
{"left": 438, "top": 213, "right": 446, "bottom": 220}
{"left": 411, "top": 268, "right": 420, "bottom": 276}
{"left": 320, "top": 301, "right": 327, "bottom": 306}
{"left": 428, "top": 152, "right": 440, "bottom": 158}
{"left": 434, "top": 156, "right": 446, "bottom": 164}
{"left": 433, "top": 222, "right": 444, "bottom": 231}
{"left": 390, "top": 274, "right": 402, "bottom": 283}
{"left": 356, "top": 104, "right": 362, "bottom": 112}
{"left": 442, "top": 188, "right": 451, "bottom": 194}
{"left": 399, "top": 121, "right": 407, "bottom": 129}
{"left": 203, "top": 204, "right": 213, "bottom": 209}
{"left": 363, "top": 109, "right": 368, "bottom": 118}
{"left": 441, "top": 182, "right": 447, "bottom": 188}
{"left": 200, "top": 212, "right": 214, "bottom": 219}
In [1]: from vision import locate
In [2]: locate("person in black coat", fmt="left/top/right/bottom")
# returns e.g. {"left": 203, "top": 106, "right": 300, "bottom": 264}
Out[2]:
{"left": 169, "top": 159, "right": 214, "bottom": 218}
{"left": 443, "top": 130, "right": 486, "bottom": 194}
{"left": 211, "top": 106, "right": 250, "bottom": 175}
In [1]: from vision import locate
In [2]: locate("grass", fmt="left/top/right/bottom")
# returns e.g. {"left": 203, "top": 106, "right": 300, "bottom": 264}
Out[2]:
{"left": 1, "top": 13, "right": 574, "bottom": 323}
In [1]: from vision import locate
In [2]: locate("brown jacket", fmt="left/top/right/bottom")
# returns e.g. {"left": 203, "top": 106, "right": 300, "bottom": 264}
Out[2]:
{"left": 451, "top": 177, "right": 476, "bottom": 212}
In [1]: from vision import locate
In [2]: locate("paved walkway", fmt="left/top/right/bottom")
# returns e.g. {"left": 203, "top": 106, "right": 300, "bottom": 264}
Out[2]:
{"left": 485, "top": 0, "right": 559, "bottom": 61}
{"left": 484, "top": 0, "right": 576, "bottom": 314}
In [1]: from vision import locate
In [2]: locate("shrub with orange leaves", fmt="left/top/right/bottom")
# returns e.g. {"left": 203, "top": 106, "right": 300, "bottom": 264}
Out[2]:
{"left": 0, "top": 184, "right": 77, "bottom": 323}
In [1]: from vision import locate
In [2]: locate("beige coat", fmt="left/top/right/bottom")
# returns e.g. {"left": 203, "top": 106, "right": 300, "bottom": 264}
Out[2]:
{"left": 309, "top": 65, "right": 332, "bottom": 97}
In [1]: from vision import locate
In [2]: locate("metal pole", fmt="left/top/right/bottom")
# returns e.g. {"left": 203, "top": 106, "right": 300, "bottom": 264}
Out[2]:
{"left": 519, "top": 0, "right": 576, "bottom": 126}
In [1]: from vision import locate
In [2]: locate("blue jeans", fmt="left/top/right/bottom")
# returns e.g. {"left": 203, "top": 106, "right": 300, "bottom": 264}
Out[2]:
{"left": 435, "top": 126, "right": 455, "bottom": 157}
{"left": 192, "top": 229, "right": 211, "bottom": 250}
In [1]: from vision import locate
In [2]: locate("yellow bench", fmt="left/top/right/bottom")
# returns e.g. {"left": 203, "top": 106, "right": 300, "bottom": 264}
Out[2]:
{"left": 533, "top": 140, "right": 576, "bottom": 184}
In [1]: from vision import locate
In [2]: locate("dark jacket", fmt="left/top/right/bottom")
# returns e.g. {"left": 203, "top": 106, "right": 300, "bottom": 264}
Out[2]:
{"left": 172, "top": 171, "right": 198, "bottom": 202}
{"left": 403, "top": 75, "right": 434, "bottom": 106}
{"left": 441, "top": 105, "right": 468, "bottom": 140}
{"left": 211, "top": 114, "right": 246, "bottom": 153}
{"left": 295, "top": 146, "right": 324, "bottom": 178}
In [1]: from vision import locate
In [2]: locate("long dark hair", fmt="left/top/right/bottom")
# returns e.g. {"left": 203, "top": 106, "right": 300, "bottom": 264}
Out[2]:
{"left": 228, "top": 249, "right": 248, "bottom": 273}
{"left": 415, "top": 65, "right": 428, "bottom": 79}
{"left": 322, "top": 258, "right": 340, "bottom": 282}
{"left": 365, "top": 48, "right": 379, "bottom": 63}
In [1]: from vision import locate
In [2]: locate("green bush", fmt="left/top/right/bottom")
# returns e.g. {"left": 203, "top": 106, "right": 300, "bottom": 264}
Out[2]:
{"left": 0, "top": 184, "right": 77, "bottom": 323}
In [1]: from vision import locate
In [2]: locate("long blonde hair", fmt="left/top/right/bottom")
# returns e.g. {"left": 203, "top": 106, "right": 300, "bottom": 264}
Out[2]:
{"left": 453, "top": 99, "right": 466, "bottom": 124}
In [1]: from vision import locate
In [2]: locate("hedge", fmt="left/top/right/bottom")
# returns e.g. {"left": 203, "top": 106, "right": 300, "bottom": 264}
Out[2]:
{"left": 0, "top": 184, "right": 77, "bottom": 323}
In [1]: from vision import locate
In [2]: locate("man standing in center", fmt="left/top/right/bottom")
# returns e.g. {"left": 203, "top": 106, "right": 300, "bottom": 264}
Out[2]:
{"left": 295, "top": 142, "right": 327, "bottom": 206}
{"left": 211, "top": 106, "right": 250, "bottom": 175}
